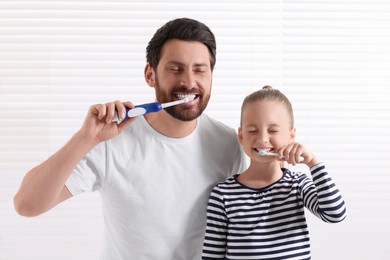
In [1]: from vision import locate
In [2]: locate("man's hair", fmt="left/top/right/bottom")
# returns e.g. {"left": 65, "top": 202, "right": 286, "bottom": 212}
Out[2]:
{"left": 146, "top": 18, "right": 216, "bottom": 71}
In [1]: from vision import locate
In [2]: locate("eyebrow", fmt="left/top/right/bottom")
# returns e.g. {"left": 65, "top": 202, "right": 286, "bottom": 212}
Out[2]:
{"left": 166, "top": 61, "right": 209, "bottom": 68}
{"left": 244, "top": 123, "right": 281, "bottom": 128}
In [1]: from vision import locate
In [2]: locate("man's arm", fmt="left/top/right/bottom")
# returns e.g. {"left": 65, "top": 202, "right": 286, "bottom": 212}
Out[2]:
{"left": 14, "top": 101, "right": 135, "bottom": 217}
{"left": 14, "top": 131, "right": 96, "bottom": 216}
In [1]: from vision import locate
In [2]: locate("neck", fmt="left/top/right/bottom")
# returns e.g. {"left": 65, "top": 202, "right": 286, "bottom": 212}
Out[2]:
{"left": 237, "top": 161, "right": 283, "bottom": 189}
{"left": 144, "top": 110, "right": 198, "bottom": 138}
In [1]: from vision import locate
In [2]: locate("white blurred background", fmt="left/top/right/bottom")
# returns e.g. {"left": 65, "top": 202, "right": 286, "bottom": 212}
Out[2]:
{"left": 1, "top": 0, "right": 389, "bottom": 259}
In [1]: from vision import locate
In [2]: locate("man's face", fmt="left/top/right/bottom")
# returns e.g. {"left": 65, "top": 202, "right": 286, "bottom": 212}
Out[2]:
{"left": 150, "top": 39, "right": 212, "bottom": 121}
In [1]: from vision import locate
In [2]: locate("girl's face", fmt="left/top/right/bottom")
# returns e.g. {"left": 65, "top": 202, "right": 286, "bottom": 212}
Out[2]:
{"left": 238, "top": 100, "right": 295, "bottom": 162}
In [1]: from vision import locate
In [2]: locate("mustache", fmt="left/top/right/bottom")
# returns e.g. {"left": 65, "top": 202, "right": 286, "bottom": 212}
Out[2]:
{"left": 172, "top": 86, "right": 202, "bottom": 95}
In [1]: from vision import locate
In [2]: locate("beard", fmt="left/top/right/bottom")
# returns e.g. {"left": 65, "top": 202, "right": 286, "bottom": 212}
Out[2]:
{"left": 154, "top": 74, "right": 210, "bottom": 121}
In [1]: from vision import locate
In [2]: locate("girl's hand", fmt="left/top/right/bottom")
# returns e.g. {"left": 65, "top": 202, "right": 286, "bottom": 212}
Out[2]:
{"left": 277, "top": 142, "right": 320, "bottom": 168}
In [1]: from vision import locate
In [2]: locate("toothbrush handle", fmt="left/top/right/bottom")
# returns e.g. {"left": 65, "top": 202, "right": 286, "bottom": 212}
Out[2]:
{"left": 112, "top": 102, "right": 162, "bottom": 122}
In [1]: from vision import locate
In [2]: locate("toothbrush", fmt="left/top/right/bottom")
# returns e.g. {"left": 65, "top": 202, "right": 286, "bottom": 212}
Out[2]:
{"left": 258, "top": 150, "right": 280, "bottom": 157}
{"left": 112, "top": 97, "right": 193, "bottom": 123}
{"left": 258, "top": 149, "right": 305, "bottom": 162}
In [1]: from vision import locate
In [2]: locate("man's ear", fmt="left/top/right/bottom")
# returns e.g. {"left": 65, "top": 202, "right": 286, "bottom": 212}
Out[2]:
{"left": 238, "top": 127, "right": 243, "bottom": 145}
{"left": 144, "top": 63, "right": 155, "bottom": 87}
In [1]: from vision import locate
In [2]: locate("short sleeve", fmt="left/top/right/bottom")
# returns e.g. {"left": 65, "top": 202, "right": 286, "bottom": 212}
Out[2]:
{"left": 65, "top": 141, "right": 107, "bottom": 196}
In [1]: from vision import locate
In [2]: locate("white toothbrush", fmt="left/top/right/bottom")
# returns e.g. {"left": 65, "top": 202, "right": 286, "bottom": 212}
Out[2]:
{"left": 258, "top": 149, "right": 305, "bottom": 162}
{"left": 113, "top": 96, "right": 194, "bottom": 123}
{"left": 258, "top": 150, "right": 280, "bottom": 156}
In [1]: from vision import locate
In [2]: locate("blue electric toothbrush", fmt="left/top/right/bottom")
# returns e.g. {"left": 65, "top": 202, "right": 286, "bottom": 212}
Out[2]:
{"left": 112, "top": 97, "right": 193, "bottom": 123}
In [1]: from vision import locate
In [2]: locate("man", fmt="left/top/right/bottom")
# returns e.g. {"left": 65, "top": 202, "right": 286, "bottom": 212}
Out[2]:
{"left": 14, "top": 18, "right": 246, "bottom": 259}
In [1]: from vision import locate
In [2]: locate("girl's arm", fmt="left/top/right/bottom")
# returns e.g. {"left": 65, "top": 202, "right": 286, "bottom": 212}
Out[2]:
{"left": 300, "top": 163, "right": 347, "bottom": 223}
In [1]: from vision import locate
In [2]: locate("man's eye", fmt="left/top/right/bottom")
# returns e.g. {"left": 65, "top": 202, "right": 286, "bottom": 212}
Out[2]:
{"left": 169, "top": 67, "right": 181, "bottom": 72}
{"left": 195, "top": 68, "right": 206, "bottom": 73}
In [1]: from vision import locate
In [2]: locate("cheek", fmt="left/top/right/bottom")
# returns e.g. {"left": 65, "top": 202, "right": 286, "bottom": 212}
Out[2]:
{"left": 198, "top": 74, "right": 212, "bottom": 88}
{"left": 271, "top": 134, "right": 291, "bottom": 146}
{"left": 158, "top": 75, "right": 175, "bottom": 87}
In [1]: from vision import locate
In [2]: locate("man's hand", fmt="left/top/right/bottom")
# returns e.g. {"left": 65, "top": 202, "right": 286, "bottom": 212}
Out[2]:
{"left": 79, "top": 100, "right": 136, "bottom": 145}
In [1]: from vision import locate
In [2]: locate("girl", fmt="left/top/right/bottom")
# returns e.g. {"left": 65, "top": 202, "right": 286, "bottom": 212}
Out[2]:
{"left": 202, "top": 86, "right": 346, "bottom": 260}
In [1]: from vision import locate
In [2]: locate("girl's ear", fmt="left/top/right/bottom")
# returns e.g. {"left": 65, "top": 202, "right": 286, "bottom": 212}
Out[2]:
{"left": 144, "top": 63, "right": 156, "bottom": 87}
{"left": 238, "top": 127, "right": 244, "bottom": 145}
{"left": 290, "top": 128, "right": 296, "bottom": 141}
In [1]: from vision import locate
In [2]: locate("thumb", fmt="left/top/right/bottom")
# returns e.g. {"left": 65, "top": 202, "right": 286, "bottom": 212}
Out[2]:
{"left": 117, "top": 117, "right": 137, "bottom": 132}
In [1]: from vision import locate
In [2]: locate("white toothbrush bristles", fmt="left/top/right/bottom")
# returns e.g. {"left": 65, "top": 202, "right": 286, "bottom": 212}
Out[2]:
{"left": 183, "top": 95, "right": 195, "bottom": 102}
{"left": 258, "top": 150, "right": 279, "bottom": 156}
{"left": 161, "top": 96, "right": 194, "bottom": 109}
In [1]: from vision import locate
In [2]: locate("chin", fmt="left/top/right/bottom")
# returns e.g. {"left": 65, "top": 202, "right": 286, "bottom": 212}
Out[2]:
{"left": 166, "top": 105, "right": 205, "bottom": 121}
{"left": 170, "top": 111, "right": 202, "bottom": 121}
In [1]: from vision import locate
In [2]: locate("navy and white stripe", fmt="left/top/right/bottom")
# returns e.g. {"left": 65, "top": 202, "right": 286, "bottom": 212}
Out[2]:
{"left": 202, "top": 162, "right": 346, "bottom": 260}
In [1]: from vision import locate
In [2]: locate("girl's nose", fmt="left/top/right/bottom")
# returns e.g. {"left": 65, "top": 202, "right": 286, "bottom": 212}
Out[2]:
{"left": 257, "top": 131, "right": 269, "bottom": 144}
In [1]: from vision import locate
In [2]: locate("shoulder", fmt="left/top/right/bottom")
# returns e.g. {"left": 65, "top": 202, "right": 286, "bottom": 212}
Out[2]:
{"left": 212, "top": 175, "right": 240, "bottom": 193}
{"left": 198, "top": 114, "right": 239, "bottom": 147}
{"left": 199, "top": 114, "right": 237, "bottom": 136}
{"left": 282, "top": 168, "right": 310, "bottom": 183}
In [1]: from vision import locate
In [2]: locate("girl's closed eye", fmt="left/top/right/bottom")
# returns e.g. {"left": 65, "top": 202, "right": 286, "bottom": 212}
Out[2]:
{"left": 247, "top": 128, "right": 258, "bottom": 134}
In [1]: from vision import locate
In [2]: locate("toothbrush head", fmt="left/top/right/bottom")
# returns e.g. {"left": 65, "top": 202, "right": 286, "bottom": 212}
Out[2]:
{"left": 161, "top": 95, "right": 195, "bottom": 109}
{"left": 182, "top": 95, "right": 195, "bottom": 103}
{"left": 258, "top": 149, "right": 280, "bottom": 157}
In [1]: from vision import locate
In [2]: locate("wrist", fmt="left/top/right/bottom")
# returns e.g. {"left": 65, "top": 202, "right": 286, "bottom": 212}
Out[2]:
{"left": 306, "top": 156, "right": 320, "bottom": 168}
{"left": 73, "top": 129, "right": 100, "bottom": 150}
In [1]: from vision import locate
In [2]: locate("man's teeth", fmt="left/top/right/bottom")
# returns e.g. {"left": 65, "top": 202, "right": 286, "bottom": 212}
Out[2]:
{"left": 176, "top": 94, "right": 196, "bottom": 101}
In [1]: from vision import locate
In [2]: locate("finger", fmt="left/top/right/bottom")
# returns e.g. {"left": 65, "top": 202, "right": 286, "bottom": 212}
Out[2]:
{"left": 122, "top": 101, "right": 134, "bottom": 109}
{"left": 89, "top": 104, "right": 100, "bottom": 116}
{"left": 295, "top": 145, "right": 304, "bottom": 164}
{"left": 282, "top": 145, "right": 293, "bottom": 163}
{"left": 105, "top": 102, "right": 117, "bottom": 123}
{"left": 97, "top": 104, "right": 107, "bottom": 120}
{"left": 284, "top": 143, "right": 296, "bottom": 165}
{"left": 277, "top": 147, "right": 286, "bottom": 162}
{"left": 118, "top": 101, "right": 135, "bottom": 120}
{"left": 112, "top": 100, "right": 125, "bottom": 121}
{"left": 290, "top": 143, "right": 300, "bottom": 165}
{"left": 116, "top": 101, "right": 137, "bottom": 129}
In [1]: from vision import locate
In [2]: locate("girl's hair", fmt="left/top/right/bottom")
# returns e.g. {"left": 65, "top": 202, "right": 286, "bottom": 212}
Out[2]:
{"left": 146, "top": 18, "right": 217, "bottom": 71}
{"left": 241, "top": 85, "right": 294, "bottom": 129}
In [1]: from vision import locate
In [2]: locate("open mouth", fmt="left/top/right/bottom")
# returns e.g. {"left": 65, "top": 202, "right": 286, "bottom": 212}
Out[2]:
{"left": 254, "top": 147, "right": 275, "bottom": 153}
{"left": 175, "top": 93, "right": 198, "bottom": 102}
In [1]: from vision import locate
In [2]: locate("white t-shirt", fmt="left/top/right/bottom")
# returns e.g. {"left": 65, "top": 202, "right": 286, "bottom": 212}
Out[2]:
{"left": 66, "top": 114, "right": 246, "bottom": 260}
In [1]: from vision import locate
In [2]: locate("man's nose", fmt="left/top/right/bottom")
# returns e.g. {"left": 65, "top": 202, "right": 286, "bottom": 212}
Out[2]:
{"left": 179, "top": 71, "right": 196, "bottom": 88}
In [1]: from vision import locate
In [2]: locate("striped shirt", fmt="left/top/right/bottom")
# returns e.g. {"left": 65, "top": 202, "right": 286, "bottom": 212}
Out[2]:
{"left": 202, "top": 163, "right": 346, "bottom": 260}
